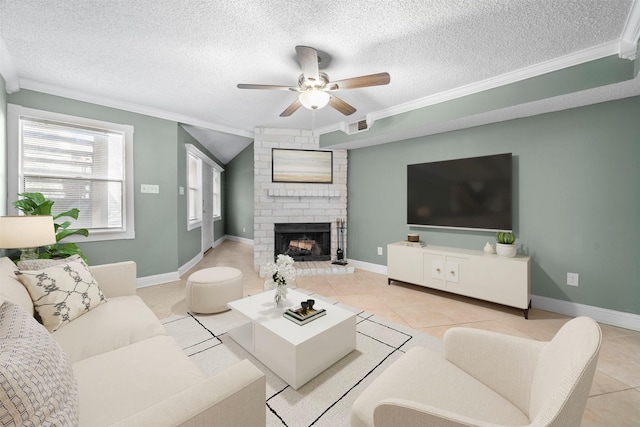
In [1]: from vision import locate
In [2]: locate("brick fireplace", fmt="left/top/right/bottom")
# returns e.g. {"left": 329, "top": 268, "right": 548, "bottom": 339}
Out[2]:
{"left": 253, "top": 128, "right": 348, "bottom": 275}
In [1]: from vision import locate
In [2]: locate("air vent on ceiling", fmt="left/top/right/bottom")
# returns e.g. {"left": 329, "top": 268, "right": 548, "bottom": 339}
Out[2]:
{"left": 347, "top": 119, "right": 369, "bottom": 135}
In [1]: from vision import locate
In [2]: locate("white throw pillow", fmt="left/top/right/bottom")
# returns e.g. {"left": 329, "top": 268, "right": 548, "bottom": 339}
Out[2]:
{"left": 16, "top": 254, "right": 82, "bottom": 271}
{"left": 15, "top": 258, "right": 107, "bottom": 332}
{"left": 0, "top": 300, "right": 79, "bottom": 425}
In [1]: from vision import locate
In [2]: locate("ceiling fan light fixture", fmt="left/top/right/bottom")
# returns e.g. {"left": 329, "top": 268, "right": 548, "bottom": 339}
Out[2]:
{"left": 299, "top": 89, "right": 330, "bottom": 110}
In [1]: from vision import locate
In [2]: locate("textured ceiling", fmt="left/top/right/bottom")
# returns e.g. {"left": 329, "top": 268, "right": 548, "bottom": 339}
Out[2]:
{"left": 0, "top": 0, "right": 638, "bottom": 162}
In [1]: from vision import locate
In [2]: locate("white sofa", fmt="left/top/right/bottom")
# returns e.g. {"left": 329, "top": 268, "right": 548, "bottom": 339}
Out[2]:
{"left": 351, "top": 317, "right": 601, "bottom": 427}
{"left": 0, "top": 257, "right": 266, "bottom": 426}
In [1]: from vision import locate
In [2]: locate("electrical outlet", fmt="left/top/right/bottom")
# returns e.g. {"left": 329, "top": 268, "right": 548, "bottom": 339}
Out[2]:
{"left": 377, "top": 247, "right": 383, "bottom": 256}
{"left": 567, "top": 272, "right": 579, "bottom": 287}
{"left": 243, "top": 227, "right": 246, "bottom": 233}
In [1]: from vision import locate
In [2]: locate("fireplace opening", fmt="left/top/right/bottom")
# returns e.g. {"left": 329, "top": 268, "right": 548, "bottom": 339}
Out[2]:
{"left": 274, "top": 222, "right": 331, "bottom": 262}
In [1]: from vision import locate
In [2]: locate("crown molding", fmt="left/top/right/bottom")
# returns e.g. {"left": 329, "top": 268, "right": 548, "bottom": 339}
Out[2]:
{"left": 0, "top": 35, "right": 19, "bottom": 93}
{"left": 16, "top": 78, "right": 254, "bottom": 139}
{"left": 620, "top": 0, "right": 640, "bottom": 60}
{"left": 320, "top": 40, "right": 624, "bottom": 137}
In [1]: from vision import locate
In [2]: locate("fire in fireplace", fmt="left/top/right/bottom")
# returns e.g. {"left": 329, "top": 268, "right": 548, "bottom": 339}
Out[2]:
{"left": 274, "top": 222, "right": 331, "bottom": 262}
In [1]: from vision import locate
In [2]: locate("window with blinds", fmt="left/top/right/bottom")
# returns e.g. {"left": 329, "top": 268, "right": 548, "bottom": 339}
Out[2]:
{"left": 19, "top": 116, "right": 128, "bottom": 233}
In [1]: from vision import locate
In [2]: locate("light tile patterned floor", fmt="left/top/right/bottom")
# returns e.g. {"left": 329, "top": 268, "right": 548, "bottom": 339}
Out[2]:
{"left": 138, "top": 240, "right": 640, "bottom": 427}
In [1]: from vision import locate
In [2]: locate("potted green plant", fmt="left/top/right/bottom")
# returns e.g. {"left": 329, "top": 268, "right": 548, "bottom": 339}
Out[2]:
{"left": 12, "top": 192, "right": 89, "bottom": 262}
{"left": 495, "top": 231, "right": 517, "bottom": 257}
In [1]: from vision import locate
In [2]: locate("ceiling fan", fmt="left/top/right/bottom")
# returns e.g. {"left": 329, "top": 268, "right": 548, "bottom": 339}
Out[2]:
{"left": 237, "top": 46, "right": 390, "bottom": 117}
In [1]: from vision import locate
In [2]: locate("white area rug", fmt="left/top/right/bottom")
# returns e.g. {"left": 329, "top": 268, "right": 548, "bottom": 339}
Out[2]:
{"left": 163, "top": 289, "right": 444, "bottom": 427}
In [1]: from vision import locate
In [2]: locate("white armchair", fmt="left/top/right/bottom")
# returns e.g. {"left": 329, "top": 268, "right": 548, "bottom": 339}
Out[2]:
{"left": 351, "top": 316, "right": 601, "bottom": 427}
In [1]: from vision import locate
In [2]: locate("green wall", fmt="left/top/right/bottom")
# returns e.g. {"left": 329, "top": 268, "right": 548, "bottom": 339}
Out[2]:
{"left": 224, "top": 142, "right": 254, "bottom": 239}
{"left": 0, "top": 75, "right": 6, "bottom": 216}
{"left": 7, "top": 90, "right": 182, "bottom": 277}
{"left": 347, "top": 96, "right": 640, "bottom": 315}
{"left": 176, "top": 125, "right": 225, "bottom": 266}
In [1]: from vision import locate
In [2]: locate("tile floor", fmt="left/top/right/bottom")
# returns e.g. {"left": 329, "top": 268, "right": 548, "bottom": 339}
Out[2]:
{"left": 138, "top": 240, "right": 640, "bottom": 427}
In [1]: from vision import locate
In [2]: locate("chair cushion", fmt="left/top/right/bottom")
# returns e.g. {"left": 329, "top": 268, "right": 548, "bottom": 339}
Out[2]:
{"left": 73, "top": 335, "right": 205, "bottom": 427}
{"left": 0, "top": 300, "right": 79, "bottom": 426}
{"left": 351, "top": 346, "right": 529, "bottom": 427}
{"left": 52, "top": 295, "right": 167, "bottom": 362}
{"left": 15, "top": 258, "right": 107, "bottom": 332}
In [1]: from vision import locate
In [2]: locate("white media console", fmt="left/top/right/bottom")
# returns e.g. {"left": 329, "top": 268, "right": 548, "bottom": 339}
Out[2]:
{"left": 387, "top": 242, "right": 531, "bottom": 318}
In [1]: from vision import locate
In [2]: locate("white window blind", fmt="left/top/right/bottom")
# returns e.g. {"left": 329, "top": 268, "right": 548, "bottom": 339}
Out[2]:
{"left": 187, "top": 152, "right": 202, "bottom": 225}
{"left": 8, "top": 104, "right": 135, "bottom": 241}
{"left": 21, "top": 118, "right": 125, "bottom": 230}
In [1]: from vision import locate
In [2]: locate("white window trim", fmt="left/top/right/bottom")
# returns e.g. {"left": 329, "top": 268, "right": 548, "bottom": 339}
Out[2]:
{"left": 7, "top": 104, "right": 135, "bottom": 242}
{"left": 185, "top": 143, "right": 223, "bottom": 230}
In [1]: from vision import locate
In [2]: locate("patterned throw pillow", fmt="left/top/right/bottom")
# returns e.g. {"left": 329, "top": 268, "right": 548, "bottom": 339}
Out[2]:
{"left": 15, "top": 258, "right": 107, "bottom": 332}
{"left": 0, "top": 300, "right": 79, "bottom": 425}
{"left": 16, "top": 254, "right": 82, "bottom": 271}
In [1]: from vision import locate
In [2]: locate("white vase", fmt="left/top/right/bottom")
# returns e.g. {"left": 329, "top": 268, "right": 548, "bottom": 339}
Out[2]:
{"left": 483, "top": 242, "right": 495, "bottom": 254}
{"left": 495, "top": 243, "right": 517, "bottom": 257}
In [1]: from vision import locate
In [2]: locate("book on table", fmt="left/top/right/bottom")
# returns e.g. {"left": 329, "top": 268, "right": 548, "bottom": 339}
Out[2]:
{"left": 284, "top": 306, "right": 326, "bottom": 325}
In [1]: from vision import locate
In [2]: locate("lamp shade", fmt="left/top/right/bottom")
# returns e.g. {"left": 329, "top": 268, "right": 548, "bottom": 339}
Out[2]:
{"left": 299, "top": 89, "right": 330, "bottom": 110}
{"left": 0, "top": 216, "right": 57, "bottom": 249}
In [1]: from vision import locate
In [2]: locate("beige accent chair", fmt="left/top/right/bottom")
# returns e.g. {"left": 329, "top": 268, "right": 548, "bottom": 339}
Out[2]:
{"left": 351, "top": 316, "right": 601, "bottom": 427}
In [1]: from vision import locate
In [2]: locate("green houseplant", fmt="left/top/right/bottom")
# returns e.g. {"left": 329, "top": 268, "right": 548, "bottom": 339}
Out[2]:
{"left": 495, "top": 231, "right": 517, "bottom": 257}
{"left": 12, "top": 192, "right": 89, "bottom": 262}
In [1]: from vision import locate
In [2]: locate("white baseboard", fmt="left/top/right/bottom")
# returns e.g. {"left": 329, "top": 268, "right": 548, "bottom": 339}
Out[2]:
{"left": 531, "top": 295, "right": 640, "bottom": 332}
{"left": 136, "top": 271, "right": 180, "bottom": 289}
{"left": 350, "top": 259, "right": 640, "bottom": 332}
{"left": 225, "top": 234, "right": 254, "bottom": 245}
{"left": 348, "top": 259, "right": 388, "bottom": 275}
{"left": 136, "top": 236, "right": 243, "bottom": 289}
{"left": 178, "top": 252, "right": 204, "bottom": 277}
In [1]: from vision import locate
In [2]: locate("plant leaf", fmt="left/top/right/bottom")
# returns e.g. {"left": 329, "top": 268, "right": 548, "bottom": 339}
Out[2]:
{"left": 53, "top": 208, "right": 79, "bottom": 220}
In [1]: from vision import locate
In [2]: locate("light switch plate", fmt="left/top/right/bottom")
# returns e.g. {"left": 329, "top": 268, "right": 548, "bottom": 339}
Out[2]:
{"left": 141, "top": 184, "right": 159, "bottom": 194}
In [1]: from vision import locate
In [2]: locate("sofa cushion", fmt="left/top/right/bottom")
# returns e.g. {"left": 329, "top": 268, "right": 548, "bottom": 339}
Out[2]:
{"left": 53, "top": 295, "right": 167, "bottom": 362}
{"left": 16, "top": 254, "right": 82, "bottom": 271}
{"left": 351, "top": 346, "right": 529, "bottom": 427}
{"left": 15, "top": 258, "right": 107, "bottom": 332}
{"left": 73, "top": 335, "right": 205, "bottom": 427}
{"left": 0, "top": 257, "right": 34, "bottom": 315}
{"left": 0, "top": 300, "right": 79, "bottom": 426}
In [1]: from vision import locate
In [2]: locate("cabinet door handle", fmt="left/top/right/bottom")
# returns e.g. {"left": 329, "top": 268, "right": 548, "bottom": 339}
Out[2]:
{"left": 450, "top": 271, "right": 455, "bottom": 276}
{"left": 436, "top": 268, "right": 441, "bottom": 273}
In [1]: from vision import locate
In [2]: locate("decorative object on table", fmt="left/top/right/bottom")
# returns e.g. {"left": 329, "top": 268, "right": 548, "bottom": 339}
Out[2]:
{"left": 483, "top": 242, "right": 496, "bottom": 254}
{"left": 0, "top": 216, "right": 57, "bottom": 261}
{"left": 495, "top": 231, "right": 517, "bottom": 257}
{"left": 284, "top": 303, "right": 327, "bottom": 325}
{"left": 332, "top": 218, "right": 347, "bottom": 266}
{"left": 263, "top": 254, "right": 296, "bottom": 307}
{"left": 407, "top": 233, "right": 419, "bottom": 242}
{"left": 400, "top": 240, "right": 425, "bottom": 247}
{"left": 11, "top": 192, "right": 89, "bottom": 262}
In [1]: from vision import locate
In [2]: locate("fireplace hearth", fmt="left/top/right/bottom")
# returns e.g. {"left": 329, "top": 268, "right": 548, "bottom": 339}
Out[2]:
{"left": 274, "top": 222, "right": 331, "bottom": 262}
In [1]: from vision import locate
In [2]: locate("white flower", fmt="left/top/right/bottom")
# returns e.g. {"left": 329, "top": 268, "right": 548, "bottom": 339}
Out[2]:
{"left": 263, "top": 255, "right": 296, "bottom": 288}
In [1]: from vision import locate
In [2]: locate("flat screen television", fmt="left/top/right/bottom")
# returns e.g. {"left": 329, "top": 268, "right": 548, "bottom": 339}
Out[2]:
{"left": 407, "top": 153, "right": 512, "bottom": 232}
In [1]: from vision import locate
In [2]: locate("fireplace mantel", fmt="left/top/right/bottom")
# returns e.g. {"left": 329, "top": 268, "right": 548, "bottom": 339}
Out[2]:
{"left": 267, "top": 189, "right": 342, "bottom": 198}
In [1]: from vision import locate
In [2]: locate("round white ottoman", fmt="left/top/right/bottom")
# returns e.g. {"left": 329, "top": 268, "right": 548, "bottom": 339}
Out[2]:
{"left": 185, "top": 267, "right": 243, "bottom": 314}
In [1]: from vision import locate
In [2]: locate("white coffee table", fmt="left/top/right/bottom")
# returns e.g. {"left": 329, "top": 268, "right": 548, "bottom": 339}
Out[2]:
{"left": 227, "top": 288, "right": 356, "bottom": 389}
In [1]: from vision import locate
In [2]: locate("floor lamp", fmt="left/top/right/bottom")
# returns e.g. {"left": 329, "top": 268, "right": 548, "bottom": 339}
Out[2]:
{"left": 0, "top": 216, "right": 57, "bottom": 260}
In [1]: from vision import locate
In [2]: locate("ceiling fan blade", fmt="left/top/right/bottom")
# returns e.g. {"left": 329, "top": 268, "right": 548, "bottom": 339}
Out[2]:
{"left": 328, "top": 95, "right": 356, "bottom": 116}
{"left": 328, "top": 72, "right": 390, "bottom": 90}
{"left": 280, "top": 98, "right": 302, "bottom": 117}
{"left": 295, "top": 45, "right": 320, "bottom": 83}
{"left": 237, "top": 83, "right": 297, "bottom": 91}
